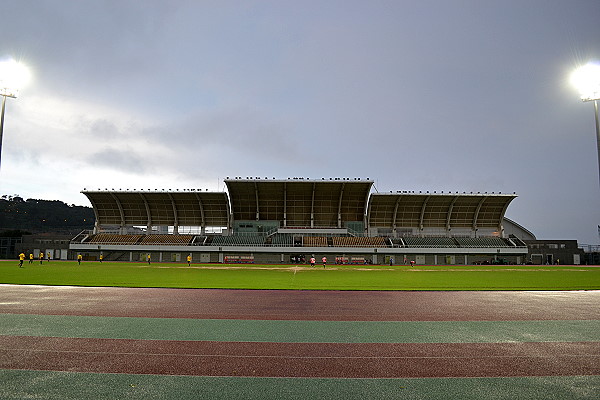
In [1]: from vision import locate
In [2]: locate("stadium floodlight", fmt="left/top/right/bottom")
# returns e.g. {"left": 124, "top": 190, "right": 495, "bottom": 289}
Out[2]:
{"left": 571, "top": 62, "right": 600, "bottom": 186}
{"left": 0, "top": 58, "right": 30, "bottom": 172}
{"left": 571, "top": 63, "right": 600, "bottom": 102}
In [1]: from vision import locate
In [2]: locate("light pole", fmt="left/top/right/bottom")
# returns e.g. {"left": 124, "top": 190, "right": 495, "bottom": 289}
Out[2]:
{"left": 0, "top": 90, "right": 16, "bottom": 170}
{"left": 0, "top": 59, "right": 30, "bottom": 172}
{"left": 571, "top": 62, "right": 600, "bottom": 186}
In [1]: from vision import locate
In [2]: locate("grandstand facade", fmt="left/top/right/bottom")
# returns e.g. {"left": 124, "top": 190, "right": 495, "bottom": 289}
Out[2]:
{"left": 70, "top": 179, "right": 528, "bottom": 264}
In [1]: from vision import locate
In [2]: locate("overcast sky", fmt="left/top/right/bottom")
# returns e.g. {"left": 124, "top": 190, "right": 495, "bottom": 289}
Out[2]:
{"left": 1, "top": 1, "right": 599, "bottom": 244}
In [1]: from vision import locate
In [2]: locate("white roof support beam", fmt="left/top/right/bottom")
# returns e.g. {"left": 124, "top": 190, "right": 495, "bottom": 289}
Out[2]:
{"left": 366, "top": 196, "right": 373, "bottom": 229}
{"left": 446, "top": 195, "right": 459, "bottom": 234}
{"left": 228, "top": 203, "right": 232, "bottom": 231}
{"left": 337, "top": 183, "right": 345, "bottom": 228}
{"left": 194, "top": 193, "right": 206, "bottom": 235}
{"left": 310, "top": 182, "right": 315, "bottom": 228}
{"left": 473, "top": 196, "right": 488, "bottom": 234}
{"left": 419, "top": 196, "right": 431, "bottom": 234}
{"left": 167, "top": 193, "right": 178, "bottom": 234}
{"left": 283, "top": 182, "right": 287, "bottom": 228}
{"left": 362, "top": 188, "right": 371, "bottom": 234}
{"left": 498, "top": 198, "right": 512, "bottom": 236}
{"left": 139, "top": 193, "right": 151, "bottom": 233}
{"left": 88, "top": 197, "right": 101, "bottom": 234}
{"left": 254, "top": 182, "right": 260, "bottom": 221}
{"left": 392, "top": 195, "right": 402, "bottom": 233}
{"left": 109, "top": 193, "right": 126, "bottom": 232}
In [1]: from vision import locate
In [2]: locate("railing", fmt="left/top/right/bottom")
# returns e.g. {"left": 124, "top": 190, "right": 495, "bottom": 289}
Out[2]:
{"left": 264, "top": 227, "right": 278, "bottom": 237}
{"left": 347, "top": 227, "right": 366, "bottom": 237}
{"left": 70, "top": 230, "right": 91, "bottom": 243}
{"left": 70, "top": 232, "right": 529, "bottom": 249}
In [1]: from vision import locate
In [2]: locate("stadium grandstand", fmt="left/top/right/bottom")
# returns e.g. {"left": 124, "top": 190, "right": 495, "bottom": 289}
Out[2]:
{"left": 70, "top": 178, "right": 530, "bottom": 264}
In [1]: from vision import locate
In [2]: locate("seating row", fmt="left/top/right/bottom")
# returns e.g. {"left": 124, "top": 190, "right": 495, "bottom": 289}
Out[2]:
{"left": 303, "top": 236, "right": 329, "bottom": 247}
{"left": 399, "top": 237, "right": 513, "bottom": 248}
{"left": 402, "top": 237, "right": 458, "bottom": 248}
{"left": 86, "top": 233, "right": 195, "bottom": 245}
{"left": 87, "top": 234, "right": 143, "bottom": 245}
{"left": 211, "top": 236, "right": 266, "bottom": 246}
{"left": 84, "top": 234, "right": 514, "bottom": 248}
{"left": 139, "top": 235, "right": 194, "bottom": 245}
{"left": 271, "top": 234, "right": 294, "bottom": 246}
{"left": 331, "top": 236, "right": 387, "bottom": 247}
{"left": 454, "top": 237, "right": 511, "bottom": 248}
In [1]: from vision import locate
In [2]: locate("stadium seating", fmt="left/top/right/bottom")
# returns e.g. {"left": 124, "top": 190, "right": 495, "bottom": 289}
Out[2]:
{"left": 455, "top": 237, "right": 512, "bottom": 248}
{"left": 210, "top": 235, "right": 266, "bottom": 246}
{"left": 139, "top": 235, "right": 195, "bottom": 245}
{"left": 331, "top": 236, "right": 387, "bottom": 247}
{"left": 76, "top": 184, "right": 526, "bottom": 265}
{"left": 86, "top": 234, "right": 197, "bottom": 246}
{"left": 402, "top": 237, "right": 458, "bottom": 248}
{"left": 271, "top": 234, "right": 294, "bottom": 246}
{"left": 303, "top": 236, "right": 328, "bottom": 247}
{"left": 82, "top": 232, "right": 514, "bottom": 250}
{"left": 87, "top": 234, "right": 143, "bottom": 245}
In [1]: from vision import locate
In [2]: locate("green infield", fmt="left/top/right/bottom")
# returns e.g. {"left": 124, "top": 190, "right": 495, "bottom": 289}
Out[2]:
{"left": 1, "top": 260, "right": 599, "bottom": 290}
{"left": 3, "top": 371, "right": 599, "bottom": 400}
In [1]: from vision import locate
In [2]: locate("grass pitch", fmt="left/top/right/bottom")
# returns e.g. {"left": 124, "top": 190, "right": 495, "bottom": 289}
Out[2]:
{"left": 1, "top": 260, "right": 599, "bottom": 290}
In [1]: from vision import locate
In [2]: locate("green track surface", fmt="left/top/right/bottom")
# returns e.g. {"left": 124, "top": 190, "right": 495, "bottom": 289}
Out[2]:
{"left": 2, "top": 314, "right": 599, "bottom": 343}
{"left": 2, "top": 261, "right": 600, "bottom": 290}
{"left": 1, "top": 370, "right": 598, "bottom": 400}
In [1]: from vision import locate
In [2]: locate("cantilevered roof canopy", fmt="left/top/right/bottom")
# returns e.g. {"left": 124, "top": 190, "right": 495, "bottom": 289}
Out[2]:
{"left": 82, "top": 184, "right": 518, "bottom": 235}
{"left": 225, "top": 179, "right": 373, "bottom": 228}
{"left": 367, "top": 192, "right": 517, "bottom": 231}
{"left": 82, "top": 190, "right": 230, "bottom": 229}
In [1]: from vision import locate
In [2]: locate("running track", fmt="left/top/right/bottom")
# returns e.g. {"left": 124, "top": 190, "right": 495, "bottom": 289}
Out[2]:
{"left": 0, "top": 285, "right": 599, "bottom": 399}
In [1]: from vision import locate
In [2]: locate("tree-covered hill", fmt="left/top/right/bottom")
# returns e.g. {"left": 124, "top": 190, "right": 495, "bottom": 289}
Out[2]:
{"left": 0, "top": 195, "right": 94, "bottom": 234}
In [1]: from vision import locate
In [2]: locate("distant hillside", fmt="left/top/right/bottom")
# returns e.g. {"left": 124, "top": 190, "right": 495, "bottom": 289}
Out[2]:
{"left": 0, "top": 195, "right": 95, "bottom": 234}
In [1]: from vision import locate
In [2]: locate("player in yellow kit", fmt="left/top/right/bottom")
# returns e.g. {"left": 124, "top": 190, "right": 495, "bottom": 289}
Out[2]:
{"left": 18, "top": 252, "right": 25, "bottom": 268}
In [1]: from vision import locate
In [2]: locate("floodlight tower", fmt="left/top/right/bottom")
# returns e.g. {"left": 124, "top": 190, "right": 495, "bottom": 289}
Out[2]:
{"left": 0, "top": 59, "right": 30, "bottom": 172}
{"left": 571, "top": 62, "right": 600, "bottom": 186}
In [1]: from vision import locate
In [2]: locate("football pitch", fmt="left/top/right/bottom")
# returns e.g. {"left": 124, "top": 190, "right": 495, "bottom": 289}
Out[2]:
{"left": 2, "top": 260, "right": 599, "bottom": 290}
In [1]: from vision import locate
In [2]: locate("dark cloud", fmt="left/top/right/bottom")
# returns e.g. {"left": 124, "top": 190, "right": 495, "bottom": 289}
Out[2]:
{"left": 89, "top": 119, "right": 122, "bottom": 139}
{"left": 143, "top": 109, "right": 302, "bottom": 163}
{"left": 88, "top": 147, "right": 154, "bottom": 175}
